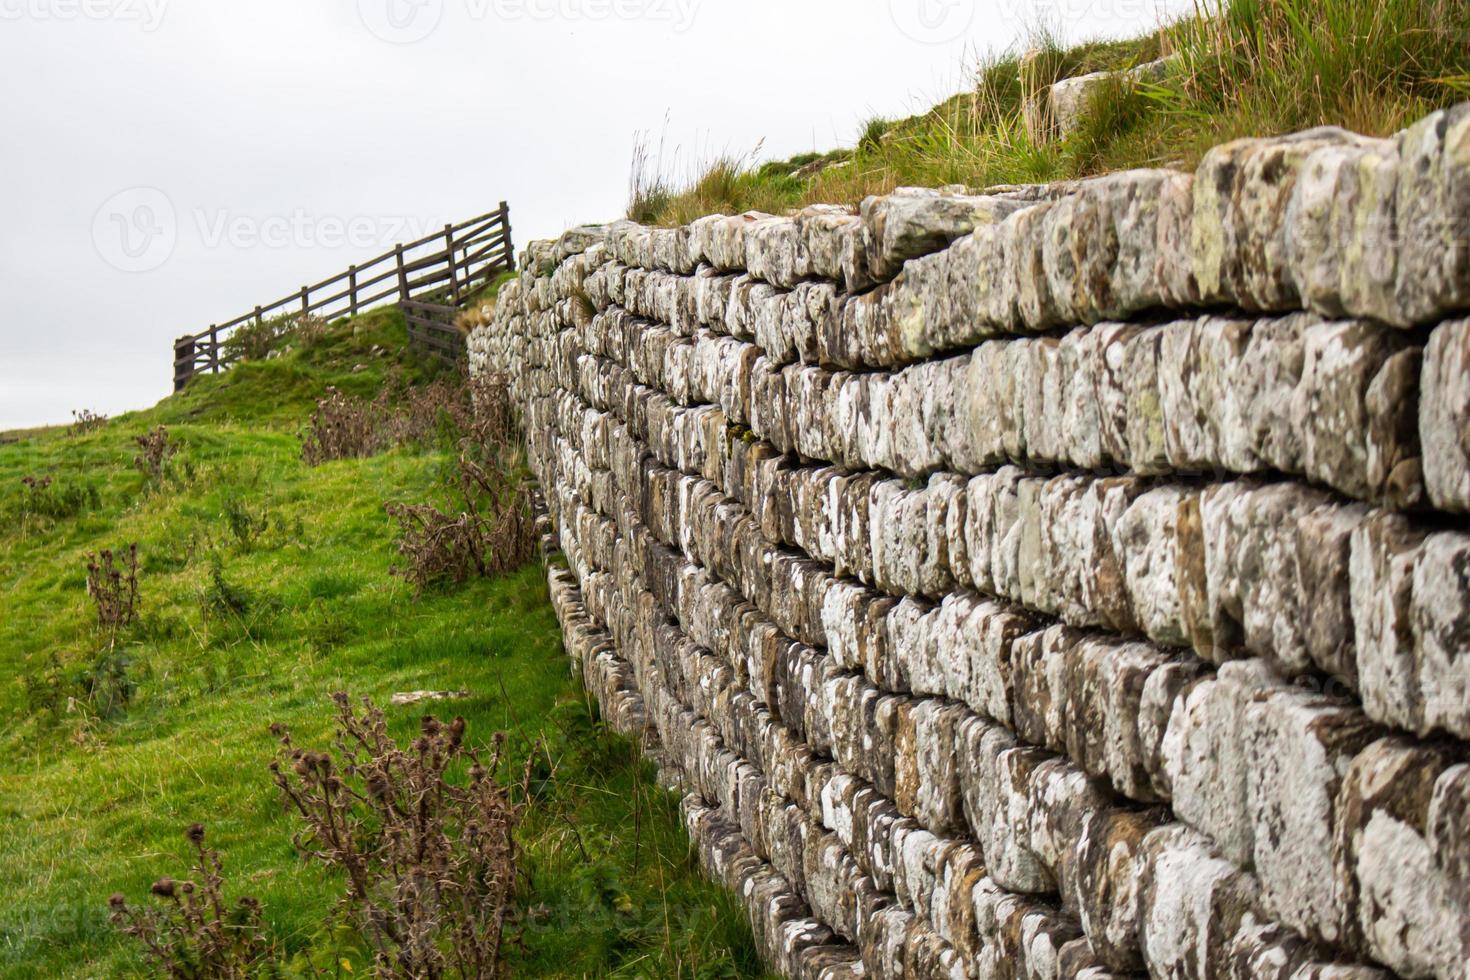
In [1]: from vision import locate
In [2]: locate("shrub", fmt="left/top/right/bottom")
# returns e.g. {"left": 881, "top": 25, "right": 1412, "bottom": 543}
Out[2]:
{"left": 21, "top": 649, "right": 135, "bottom": 725}
{"left": 270, "top": 694, "right": 529, "bottom": 979}
{"left": 301, "top": 387, "right": 384, "bottom": 465}
{"left": 133, "top": 425, "right": 178, "bottom": 486}
{"left": 302, "top": 371, "right": 514, "bottom": 466}
{"left": 108, "top": 824, "right": 276, "bottom": 978}
{"left": 86, "top": 545, "right": 139, "bottom": 631}
{"left": 220, "top": 311, "right": 301, "bottom": 363}
{"left": 220, "top": 493, "right": 273, "bottom": 551}
{"left": 382, "top": 374, "right": 471, "bottom": 451}
{"left": 466, "top": 372, "right": 515, "bottom": 453}
{"left": 293, "top": 313, "right": 331, "bottom": 349}
{"left": 386, "top": 449, "right": 535, "bottom": 594}
{"left": 201, "top": 554, "right": 253, "bottom": 620}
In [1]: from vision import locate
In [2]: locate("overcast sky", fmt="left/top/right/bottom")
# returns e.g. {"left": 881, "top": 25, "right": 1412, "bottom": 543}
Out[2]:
{"left": 0, "top": 0, "right": 1186, "bottom": 430}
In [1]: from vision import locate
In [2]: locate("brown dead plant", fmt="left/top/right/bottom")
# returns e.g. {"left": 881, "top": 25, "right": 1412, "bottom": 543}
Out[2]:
{"left": 133, "top": 425, "right": 178, "bottom": 485}
{"left": 86, "top": 544, "right": 139, "bottom": 632}
{"left": 385, "top": 447, "right": 534, "bottom": 594}
{"left": 270, "top": 694, "right": 530, "bottom": 979}
{"left": 301, "top": 387, "right": 386, "bottom": 465}
{"left": 107, "top": 824, "right": 275, "bottom": 980}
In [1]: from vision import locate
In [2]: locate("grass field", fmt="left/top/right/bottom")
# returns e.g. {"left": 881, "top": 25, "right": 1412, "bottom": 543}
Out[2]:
{"left": 0, "top": 310, "right": 771, "bottom": 978}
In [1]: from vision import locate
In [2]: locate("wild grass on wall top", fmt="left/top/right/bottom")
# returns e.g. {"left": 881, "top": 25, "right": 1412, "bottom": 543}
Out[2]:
{"left": 630, "top": 0, "right": 1470, "bottom": 227}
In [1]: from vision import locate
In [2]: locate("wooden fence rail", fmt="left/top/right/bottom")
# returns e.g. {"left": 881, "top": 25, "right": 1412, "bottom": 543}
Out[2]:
{"left": 173, "top": 201, "right": 513, "bottom": 391}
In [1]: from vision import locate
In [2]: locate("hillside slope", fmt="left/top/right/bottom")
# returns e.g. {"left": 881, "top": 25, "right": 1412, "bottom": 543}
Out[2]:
{"left": 0, "top": 309, "right": 771, "bottom": 978}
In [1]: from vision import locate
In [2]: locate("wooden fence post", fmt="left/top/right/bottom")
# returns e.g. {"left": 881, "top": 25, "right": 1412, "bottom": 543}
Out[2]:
{"left": 348, "top": 265, "right": 359, "bottom": 317}
{"left": 209, "top": 325, "right": 220, "bottom": 373}
{"left": 300, "top": 286, "right": 309, "bottom": 316}
{"left": 396, "top": 244, "right": 408, "bottom": 302}
{"left": 254, "top": 305, "right": 263, "bottom": 327}
{"left": 173, "top": 335, "right": 195, "bottom": 392}
{"left": 499, "top": 200, "right": 514, "bottom": 272}
{"left": 444, "top": 223, "right": 458, "bottom": 304}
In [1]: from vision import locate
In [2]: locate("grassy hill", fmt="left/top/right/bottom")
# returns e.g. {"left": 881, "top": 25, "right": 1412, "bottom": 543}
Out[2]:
{"left": 0, "top": 308, "right": 771, "bottom": 978}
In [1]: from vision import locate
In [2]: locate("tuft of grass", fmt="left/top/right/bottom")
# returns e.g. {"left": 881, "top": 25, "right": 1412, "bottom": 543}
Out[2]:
{"left": 630, "top": 140, "right": 810, "bottom": 227}
{"left": 1153, "top": 0, "right": 1470, "bottom": 152}
{"left": 631, "top": 0, "right": 1470, "bottom": 225}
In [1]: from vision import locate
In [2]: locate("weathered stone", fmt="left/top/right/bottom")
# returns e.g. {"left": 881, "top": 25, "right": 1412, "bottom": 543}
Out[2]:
{"left": 1163, "top": 659, "right": 1279, "bottom": 865}
{"left": 1136, "top": 824, "right": 1264, "bottom": 979}
{"left": 1293, "top": 320, "right": 1421, "bottom": 506}
{"left": 1295, "top": 500, "right": 1369, "bottom": 685}
{"left": 1420, "top": 317, "right": 1470, "bottom": 512}
{"left": 1042, "top": 69, "right": 1116, "bottom": 139}
{"left": 1071, "top": 806, "right": 1172, "bottom": 971}
{"left": 1285, "top": 136, "right": 1399, "bottom": 324}
{"left": 1428, "top": 763, "right": 1470, "bottom": 915}
{"left": 1394, "top": 103, "right": 1470, "bottom": 327}
{"left": 1036, "top": 58, "right": 1172, "bottom": 142}
{"left": 862, "top": 188, "right": 998, "bottom": 280}
{"left": 1192, "top": 128, "right": 1373, "bottom": 312}
{"left": 1351, "top": 513, "right": 1470, "bottom": 739}
{"left": 955, "top": 716, "right": 1053, "bottom": 894}
{"left": 1113, "top": 487, "right": 1195, "bottom": 647}
{"left": 972, "top": 878, "right": 1082, "bottom": 980}
{"left": 1199, "top": 481, "right": 1332, "bottom": 668}
{"left": 1334, "top": 737, "right": 1470, "bottom": 977}
{"left": 1243, "top": 686, "right": 1382, "bottom": 947}
{"left": 1025, "top": 757, "right": 1114, "bottom": 911}
{"left": 1068, "top": 636, "right": 1177, "bottom": 802}
{"left": 476, "top": 138, "right": 1470, "bottom": 979}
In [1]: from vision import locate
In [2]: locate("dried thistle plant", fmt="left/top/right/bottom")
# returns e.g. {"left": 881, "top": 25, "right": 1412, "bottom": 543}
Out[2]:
{"left": 86, "top": 545, "right": 139, "bottom": 631}
{"left": 378, "top": 374, "right": 469, "bottom": 450}
{"left": 301, "top": 387, "right": 385, "bottom": 465}
{"left": 108, "top": 824, "right": 275, "bottom": 979}
{"left": 385, "top": 448, "right": 534, "bottom": 594}
{"left": 270, "top": 694, "right": 530, "bottom": 979}
{"left": 70, "top": 408, "right": 108, "bottom": 435}
{"left": 300, "top": 367, "right": 518, "bottom": 468}
{"left": 133, "top": 425, "right": 178, "bottom": 485}
{"left": 465, "top": 372, "right": 515, "bottom": 453}
{"left": 293, "top": 312, "right": 331, "bottom": 348}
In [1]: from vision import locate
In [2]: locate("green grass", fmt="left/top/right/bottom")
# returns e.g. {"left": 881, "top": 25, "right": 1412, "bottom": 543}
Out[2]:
{"left": 0, "top": 313, "right": 772, "bottom": 978}
{"left": 632, "top": 0, "right": 1470, "bottom": 225}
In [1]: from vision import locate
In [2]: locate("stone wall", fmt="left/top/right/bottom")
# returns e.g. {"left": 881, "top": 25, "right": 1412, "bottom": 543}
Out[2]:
{"left": 468, "top": 103, "right": 1470, "bottom": 980}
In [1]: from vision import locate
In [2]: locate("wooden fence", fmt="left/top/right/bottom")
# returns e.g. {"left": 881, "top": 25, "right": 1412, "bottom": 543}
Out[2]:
{"left": 172, "top": 202, "right": 513, "bottom": 391}
{"left": 399, "top": 299, "right": 467, "bottom": 365}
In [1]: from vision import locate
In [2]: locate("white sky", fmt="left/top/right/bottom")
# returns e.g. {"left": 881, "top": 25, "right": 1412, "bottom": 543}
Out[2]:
{"left": 0, "top": 0, "right": 1187, "bottom": 430}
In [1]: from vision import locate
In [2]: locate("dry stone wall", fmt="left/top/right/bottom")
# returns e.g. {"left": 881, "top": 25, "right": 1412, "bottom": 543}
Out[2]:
{"left": 470, "top": 103, "right": 1470, "bottom": 980}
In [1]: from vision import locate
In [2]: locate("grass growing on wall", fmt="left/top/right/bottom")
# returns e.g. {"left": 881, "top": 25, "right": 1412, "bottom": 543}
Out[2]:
{"left": 630, "top": 0, "right": 1470, "bottom": 225}
{"left": 0, "top": 312, "right": 773, "bottom": 978}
